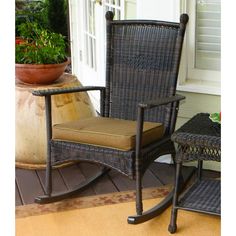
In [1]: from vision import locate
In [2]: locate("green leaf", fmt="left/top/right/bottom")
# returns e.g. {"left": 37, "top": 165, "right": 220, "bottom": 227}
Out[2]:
{"left": 16, "top": 21, "right": 67, "bottom": 64}
{"left": 209, "top": 113, "right": 221, "bottom": 124}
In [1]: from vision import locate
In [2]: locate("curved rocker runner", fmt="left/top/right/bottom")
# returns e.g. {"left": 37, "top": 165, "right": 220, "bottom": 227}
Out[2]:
{"left": 35, "top": 167, "right": 110, "bottom": 204}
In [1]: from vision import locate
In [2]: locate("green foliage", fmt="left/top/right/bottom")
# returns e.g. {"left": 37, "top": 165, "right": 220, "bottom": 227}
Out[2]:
{"left": 16, "top": 22, "right": 67, "bottom": 64}
{"left": 46, "top": 0, "right": 68, "bottom": 37}
{"left": 15, "top": 0, "right": 49, "bottom": 35}
{"left": 209, "top": 112, "right": 221, "bottom": 124}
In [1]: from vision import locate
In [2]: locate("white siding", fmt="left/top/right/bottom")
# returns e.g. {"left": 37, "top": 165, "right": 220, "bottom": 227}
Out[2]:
{"left": 136, "top": 0, "right": 179, "bottom": 21}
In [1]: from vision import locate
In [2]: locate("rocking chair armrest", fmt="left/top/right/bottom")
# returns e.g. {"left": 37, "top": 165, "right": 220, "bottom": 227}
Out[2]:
{"left": 135, "top": 94, "right": 185, "bottom": 163}
{"left": 138, "top": 94, "right": 185, "bottom": 109}
{"left": 31, "top": 86, "right": 106, "bottom": 96}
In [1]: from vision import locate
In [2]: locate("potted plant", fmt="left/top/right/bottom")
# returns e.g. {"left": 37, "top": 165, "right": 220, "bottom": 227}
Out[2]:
{"left": 15, "top": 21, "right": 69, "bottom": 84}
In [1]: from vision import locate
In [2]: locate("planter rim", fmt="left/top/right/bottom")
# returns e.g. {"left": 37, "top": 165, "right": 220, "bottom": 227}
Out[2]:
{"left": 15, "top": 59, "right": 70, "bottom": 68}
{"left": 15, "top": 58, "right": 70, "bottom": 84}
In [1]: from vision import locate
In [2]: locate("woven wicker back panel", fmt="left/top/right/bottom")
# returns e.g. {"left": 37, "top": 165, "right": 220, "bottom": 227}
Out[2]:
{"left": 105, "top": 22, "right": 182, "bottom": 129}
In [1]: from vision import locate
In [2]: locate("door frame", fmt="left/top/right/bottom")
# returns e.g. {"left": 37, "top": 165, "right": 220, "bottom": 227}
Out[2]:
{"left": 69, "top": 0, "right": 125, "bottom": 111}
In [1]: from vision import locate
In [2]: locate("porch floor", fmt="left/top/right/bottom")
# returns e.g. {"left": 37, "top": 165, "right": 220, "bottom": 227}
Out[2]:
{"left": 15, "top": 162, "right": 220, "bottom": 206}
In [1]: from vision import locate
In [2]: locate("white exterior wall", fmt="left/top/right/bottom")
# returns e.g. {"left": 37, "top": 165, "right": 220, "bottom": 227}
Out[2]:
{"left": 137, "top": 0, "right": 179, "bottom": 21}
{"left": 68, "top": 0, "right": 81, "bottom": 80}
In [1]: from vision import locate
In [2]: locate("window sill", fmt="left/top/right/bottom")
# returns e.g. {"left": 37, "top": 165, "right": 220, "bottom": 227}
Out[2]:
{"left": 177, "top": 79, "right": 221, "bottom": 96}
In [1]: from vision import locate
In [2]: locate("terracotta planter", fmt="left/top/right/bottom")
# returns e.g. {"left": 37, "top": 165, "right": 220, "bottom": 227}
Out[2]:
{"left": 15, "top": 59, "right": 69, "bottom": 84}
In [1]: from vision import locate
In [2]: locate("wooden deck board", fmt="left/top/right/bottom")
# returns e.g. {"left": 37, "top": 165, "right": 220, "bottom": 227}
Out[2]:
{"left": 108, "top": 170, "right": 136, "bottom": 191}
{"left": 142, "top": 168, "right": 165, "bottom": 188}
{"left": 58, "top": 164, "right": 96, "bottom": 197}
{"left": 16, "top": 168, "right": 45, "bottom": 205}
{"left": 149, "top": 163, "right": 196, "bottom": 185}
{"left": 36, "top": 169, "right": 68, "bottom": 194}
{"left": 79, "top": 163, "right": 118, "bottom": 195}
{"left": 108, "top": 167, "right": 163, "bottom": 192}
{"left": 15, "top": 181, "right": 22, "bottom": 206}
{"left": 15, "top": 162, "right": 219, "bottom": 206}
{"left": 149, "top": 163, "right": 175, "bottom": 185}
{"left": 202, "top": 169, "right": 220, "bottom": 179}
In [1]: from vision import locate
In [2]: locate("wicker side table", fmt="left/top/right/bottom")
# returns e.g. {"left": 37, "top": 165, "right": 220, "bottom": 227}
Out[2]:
{"left": 168, "top": 113, "right": 221, "bottom": 234}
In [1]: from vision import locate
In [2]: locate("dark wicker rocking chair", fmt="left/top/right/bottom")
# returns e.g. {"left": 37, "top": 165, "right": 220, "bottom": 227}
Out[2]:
{"left": 32, "top": 12, "right": 189, "bottom": 224}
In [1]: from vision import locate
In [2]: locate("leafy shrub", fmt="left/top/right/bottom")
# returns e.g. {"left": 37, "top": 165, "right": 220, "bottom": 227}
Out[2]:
{"left": 16, "top": 22, "right": 67, "bottom": 64}
{"left": 47, "top": 0, "right": 68, "bottom": 37}
{"left": 15, "top": 0, "right": 48, "bottom": 35}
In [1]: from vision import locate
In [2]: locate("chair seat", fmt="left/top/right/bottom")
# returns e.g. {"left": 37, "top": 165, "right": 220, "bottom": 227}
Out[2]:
{"left": 52, "top": 117, "right": 165, "bottom": 151}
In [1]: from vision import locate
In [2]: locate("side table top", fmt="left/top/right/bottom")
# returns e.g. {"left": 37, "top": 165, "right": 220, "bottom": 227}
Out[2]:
{"left": 172, "top": 113, "right": 221, "bottom": 150}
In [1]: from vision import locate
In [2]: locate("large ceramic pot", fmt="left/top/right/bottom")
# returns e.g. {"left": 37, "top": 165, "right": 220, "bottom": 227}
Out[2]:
{"left": 15, "top": 74, "right": 96, "bottom": 169}
{"left": 15, "top": 59, "right": 69, "bottom": 84}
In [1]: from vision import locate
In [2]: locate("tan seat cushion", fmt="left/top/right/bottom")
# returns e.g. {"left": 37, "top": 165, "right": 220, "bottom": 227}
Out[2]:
{"left": 52, "top": 117, "right": 165, "bottom": 151}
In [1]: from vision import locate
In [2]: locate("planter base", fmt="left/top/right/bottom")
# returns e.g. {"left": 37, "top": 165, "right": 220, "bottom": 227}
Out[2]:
{"left": 15, "top": 74, "right": 96, "bottom": 169}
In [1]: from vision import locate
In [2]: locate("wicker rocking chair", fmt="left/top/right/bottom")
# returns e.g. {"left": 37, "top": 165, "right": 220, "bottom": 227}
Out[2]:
{"left": 32, "top": 12, "right": 189, "bottom": 224}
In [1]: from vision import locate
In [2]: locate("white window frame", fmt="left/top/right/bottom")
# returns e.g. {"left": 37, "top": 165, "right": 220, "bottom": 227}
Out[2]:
{"left": 177, "top": 0, "right": 221, "bottom": 95}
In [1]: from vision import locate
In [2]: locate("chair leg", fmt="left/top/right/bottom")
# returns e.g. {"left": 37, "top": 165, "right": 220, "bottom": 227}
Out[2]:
{"left": 135, "top": 169, "right": 143, "bottom": 215}
{"left": 197, "top": 160, "right": 203, "bottom": 181}
{"left": 44, "top": 95, "right": 53, "bottom": 197}
{"left": 168, "top": 163, "right": 182, "bottom": 234}
{"left": 45, "top": 158, "right": 52, "bottom": 196}
{"left": 135, "top": 106, "right": 144, "bottom": 215}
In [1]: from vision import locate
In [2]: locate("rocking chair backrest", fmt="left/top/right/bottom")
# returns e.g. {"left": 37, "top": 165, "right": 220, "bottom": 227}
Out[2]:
{"left": 104, "top": 12, "right": 188, "bottom": 134}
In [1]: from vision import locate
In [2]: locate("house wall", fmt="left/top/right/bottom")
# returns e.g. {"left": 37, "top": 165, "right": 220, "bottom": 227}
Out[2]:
{"left": 126, "top": 0, "right": 221, "bottom": 171}
{"left": 125, "top": 0, "right": 136, "bottom": 18}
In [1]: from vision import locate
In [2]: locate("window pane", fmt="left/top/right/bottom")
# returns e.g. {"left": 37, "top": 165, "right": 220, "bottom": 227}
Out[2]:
{"left": 195, "top": 0, "right": 221, "bottom": 71}
{"left": 84, "top": 0, "right": 96, "bottom": 70}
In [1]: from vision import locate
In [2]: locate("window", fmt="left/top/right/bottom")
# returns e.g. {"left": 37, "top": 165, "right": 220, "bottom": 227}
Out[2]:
{"left": 195, "top": 0, "right": 221, "bottom": 71}
{"left": 178, "top": 0, "right": 221, "bottom": 95}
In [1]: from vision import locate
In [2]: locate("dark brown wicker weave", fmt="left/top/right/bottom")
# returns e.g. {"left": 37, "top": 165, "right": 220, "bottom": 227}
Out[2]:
{"left": 32, "top": 11, "right": 189, "bottom": 224}
{"left": 168, "top": 113, "right": 221, "bottom": 233}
